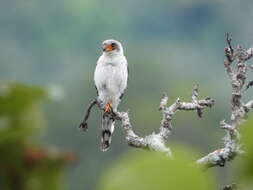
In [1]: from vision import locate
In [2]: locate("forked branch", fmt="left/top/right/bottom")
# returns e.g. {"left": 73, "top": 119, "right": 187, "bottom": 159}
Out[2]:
{"left": 79, "top": 34, "right": 253, "bottom": 170}
{"left": 115, "top": 86, "right": 214, "bottom": 156}
{"left": 197, "top": 34, "right": 253, "bottom": 168}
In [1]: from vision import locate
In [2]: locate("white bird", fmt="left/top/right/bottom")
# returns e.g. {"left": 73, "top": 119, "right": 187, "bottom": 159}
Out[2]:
{"left": 94, "top": 39, "right": 128, "bottom": 151}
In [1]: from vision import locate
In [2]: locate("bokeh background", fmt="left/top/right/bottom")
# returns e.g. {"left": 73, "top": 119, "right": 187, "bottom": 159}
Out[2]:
{"left": 1, "top": 0, "right": 253, "bottom": 189}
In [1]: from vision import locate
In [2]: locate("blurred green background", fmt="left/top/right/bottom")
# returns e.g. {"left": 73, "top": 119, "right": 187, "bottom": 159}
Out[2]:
{"left": 1, "top": 0, "right": 253, "bottom": 189}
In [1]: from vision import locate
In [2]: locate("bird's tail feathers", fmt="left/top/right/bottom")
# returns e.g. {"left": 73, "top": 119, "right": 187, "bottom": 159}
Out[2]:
{"left": 101, "top": 115, "right": 115, "bottom": 151}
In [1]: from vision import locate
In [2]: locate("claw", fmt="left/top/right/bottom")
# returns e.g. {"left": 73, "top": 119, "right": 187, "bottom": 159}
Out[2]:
{"left": 79, "top": 122, "right": 88, "bottom": 131}
{"left": 105, "top": 101, "right": 113, "bottom": 113}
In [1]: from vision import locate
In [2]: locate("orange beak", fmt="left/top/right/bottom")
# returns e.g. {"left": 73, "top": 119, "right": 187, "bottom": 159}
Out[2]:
{"left": 103, "top": 44, "right": 113, "bottom": 52}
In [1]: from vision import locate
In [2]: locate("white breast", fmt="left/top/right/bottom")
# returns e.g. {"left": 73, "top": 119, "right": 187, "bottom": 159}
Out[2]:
{"left": 94, "top": 55, "right": 128, "bottom": 109}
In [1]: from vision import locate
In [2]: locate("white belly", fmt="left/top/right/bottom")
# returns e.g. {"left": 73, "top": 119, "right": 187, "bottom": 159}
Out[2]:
{"left": 94, "top": 61, "right": 127, "bottom": 109}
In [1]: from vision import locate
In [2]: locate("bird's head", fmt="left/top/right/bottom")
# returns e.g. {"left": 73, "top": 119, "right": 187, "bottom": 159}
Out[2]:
{"left": 102, "top": 39, "right": 124, "bottom": 56}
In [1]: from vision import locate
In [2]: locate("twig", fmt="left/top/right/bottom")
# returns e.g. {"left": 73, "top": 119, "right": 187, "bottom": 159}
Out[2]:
{"left": 226, "top": 33, "right": 234, "bottom": 62}
{"left": 223, "top": 183, "right": 238, "bottom": 190}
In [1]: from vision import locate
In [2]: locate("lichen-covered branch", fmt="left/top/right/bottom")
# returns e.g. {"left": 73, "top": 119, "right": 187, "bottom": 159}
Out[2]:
{"left": 113, "top": 85, "right": 214, "bottom": 157}
{"left": 223, "top": 183, "right": 238, "bottom": 190}
{"left": 80, "top": 34, "right": 253, "bottom": 171}
{"left": 80, "top": 86, "right": 214, "bottom": 157}
{"left": 197, "top": 34, "right": 253, "bottom": 168}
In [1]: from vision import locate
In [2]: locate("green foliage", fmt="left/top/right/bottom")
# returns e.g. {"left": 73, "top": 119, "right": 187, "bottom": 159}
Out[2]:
{"left": 238, "top": 116, "right": 253, "bottom": 183}
{"left": 98, "top": 146, "right": 216, "bottom": 190}
{"left": 0, "top": 82, "right": 46, "bottom": 116}
{"left": 0, "top": 82, "right": 46, "bottom": 144}
{"left": 2, "top": 0, "right": 253, "bottom": 189}
{"left": 0, "top": 82, "right": 72, "bottom": 190}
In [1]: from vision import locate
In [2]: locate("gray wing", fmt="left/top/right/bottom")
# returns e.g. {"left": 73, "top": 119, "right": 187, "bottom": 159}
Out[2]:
{"left": 95, "top": 85, "right": 98, "bottom": 96}
{"left": 120, "top": 63, "right": 129, "bottom": 100}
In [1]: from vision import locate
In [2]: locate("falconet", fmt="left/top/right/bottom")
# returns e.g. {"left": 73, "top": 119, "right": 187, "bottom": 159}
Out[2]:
{"left": 94, "top": 39, "right": 128, "bottom": 151}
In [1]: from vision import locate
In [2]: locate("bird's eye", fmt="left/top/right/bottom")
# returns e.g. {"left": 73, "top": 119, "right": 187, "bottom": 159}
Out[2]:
{"left": 111, "top": 43, "right": 116, "bottom": 47}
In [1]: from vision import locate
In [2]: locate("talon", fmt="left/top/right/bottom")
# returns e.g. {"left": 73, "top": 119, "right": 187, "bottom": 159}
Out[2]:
{"left": 79, "top": 122, "right": 88, "bottom": 131}
{"left": 105, "top": 101, "right": 113, "bottom": 113}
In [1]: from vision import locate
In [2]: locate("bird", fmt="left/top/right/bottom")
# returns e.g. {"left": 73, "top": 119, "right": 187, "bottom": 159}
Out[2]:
{"left": 94, "top": 39, "right": 128, "bottom": 151}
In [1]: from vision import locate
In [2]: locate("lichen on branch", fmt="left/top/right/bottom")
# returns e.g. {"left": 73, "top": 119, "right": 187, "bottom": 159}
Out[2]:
{"left": 79, "top": 34, "right": 253, "bottom": 170}
{"left": 197, "top": 34, "right": 253, "bottom": 168}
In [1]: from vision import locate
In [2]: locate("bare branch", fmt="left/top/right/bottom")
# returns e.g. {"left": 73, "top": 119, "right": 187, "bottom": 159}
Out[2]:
{"left": 223, "top": 183, "right": 238, "bottom": 190}
{"left": 244, "top": 100, "right": 253, "bottom": 112}
{"left": 224, "top": 33, "right": 235, "bottom": 80}
{"left": 159, "top": 93, "right": 168, "bottom": 111}
{"left": 80, "top": 34, "right": 253, "bottom": 173}
{"left": 245, "top": 80, "right": 253, "bottom": 91}
{"left": 110, "top": 86, "right": 214, "bottom": 157}
{"left": 226, "top": 33, "right": 234, "bottom": 59}
{"left": 245, "top": 46, "right": 253, "bottom": 61}
{"left": 197, "top": 34, "right": 253, "bottom": 168}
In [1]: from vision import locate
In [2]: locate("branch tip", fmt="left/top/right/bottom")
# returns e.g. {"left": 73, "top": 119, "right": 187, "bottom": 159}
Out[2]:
{"left": 159, "top": 93, "right": 168, "bottom": 110}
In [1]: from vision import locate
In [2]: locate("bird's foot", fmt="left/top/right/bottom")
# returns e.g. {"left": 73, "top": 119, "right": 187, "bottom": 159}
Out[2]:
{"left": 79, "top": 122, "right": 88, "bottom": 131}
{"left": 105, "top": 101, "right": 113, "bottom": 113}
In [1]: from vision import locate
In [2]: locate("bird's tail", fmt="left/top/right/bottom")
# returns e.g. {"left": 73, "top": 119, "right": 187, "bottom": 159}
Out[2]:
{"left": 101, "top": 114, "right": 115, "bottom": 151}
